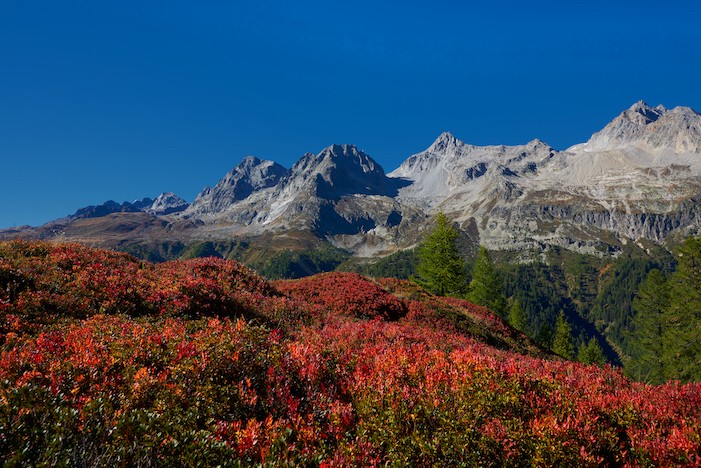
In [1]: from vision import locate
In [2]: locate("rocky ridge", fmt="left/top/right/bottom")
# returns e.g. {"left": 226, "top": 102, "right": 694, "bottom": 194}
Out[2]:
{"left": 148, "top": 192, "right": 189, "bottom": 215}
{"left": 3, "top": 102, "right": 701, "bottom": 258}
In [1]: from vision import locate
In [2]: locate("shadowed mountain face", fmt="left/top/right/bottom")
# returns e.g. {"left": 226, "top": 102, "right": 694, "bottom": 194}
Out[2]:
{"left": 3, "top": 102, "right": 701, "bottom": 258}
{"left": 70, "top": 198, "right": 154, "bottom": 220}
{"left": 187, "top": 156, "right": 288, "bottom": 215}
{"left": 294, "top": 144, "right": 409, "bottom": 200}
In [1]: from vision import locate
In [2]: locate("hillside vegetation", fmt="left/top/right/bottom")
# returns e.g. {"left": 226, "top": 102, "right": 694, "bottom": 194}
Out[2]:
{"left": 1, "top": 241, "right": 699, "bottom": 466}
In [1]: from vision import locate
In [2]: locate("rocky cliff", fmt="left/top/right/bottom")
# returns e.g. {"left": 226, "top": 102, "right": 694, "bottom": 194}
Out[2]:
{"left": 3, "top": 102, "right": 701, "bottom": 258}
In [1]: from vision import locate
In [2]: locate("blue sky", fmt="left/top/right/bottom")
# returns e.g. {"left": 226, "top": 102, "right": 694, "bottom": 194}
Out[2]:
{"left": 1, "top": 1, "right": 700, "bottom": 228}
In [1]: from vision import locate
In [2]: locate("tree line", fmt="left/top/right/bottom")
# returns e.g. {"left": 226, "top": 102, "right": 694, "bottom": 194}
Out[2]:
{"left": 626, "top": 236, "right": 701, "bottom": 383}
{"left": 415, "top": 213, "right": 606, "bottom": 366}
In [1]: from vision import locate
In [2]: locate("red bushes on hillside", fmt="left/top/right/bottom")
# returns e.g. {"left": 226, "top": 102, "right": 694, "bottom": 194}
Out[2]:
{"left": 275, "top": 272, "right": 407, "bottom": 320}
{"left": 1, "top": 241, "right": 700, "bottom": 466}
{"left": 0, "top": 240, "right": 301, "bottom": 332}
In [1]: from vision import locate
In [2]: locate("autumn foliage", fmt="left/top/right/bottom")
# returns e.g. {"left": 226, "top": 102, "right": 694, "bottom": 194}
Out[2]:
{"left": 1, "top": 241, "right": 700, "bottom": 466}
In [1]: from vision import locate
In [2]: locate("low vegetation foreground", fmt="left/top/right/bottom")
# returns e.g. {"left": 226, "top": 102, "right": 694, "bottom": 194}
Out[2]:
{"left": 0, "top": 241, "right": 699, "bottom": 466}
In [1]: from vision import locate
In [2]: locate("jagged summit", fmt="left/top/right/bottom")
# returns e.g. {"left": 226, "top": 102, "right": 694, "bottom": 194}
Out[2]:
{"left": 187, "top": 156, "right": 288, "bottom": 215}
{"left": 668, "top": 105, "right": 700, "bottom": 117}
{"left": 584, "top": 101, "right": 701, "bottom": 152}
{"left": 625, "top": 100, "right": 665, "bottom": 123}
{"left": 319, "top": 144, "right": 384, "bottom": 174}
{"left": 239, "top": 155, "right": 263, "bottom": 167}
{"left": 69, "top": 198, "right": 154, "bottom": 220}
{"left": 428, "top": 132, "right": 465, "bottom": 153}
{"left": 149, "top": 192, "right": 189, "bottom": 215}
{"left": 389, "top": 132, "right": 557, "bottom": 209}
{"left": 286, "top": 144, "right": 393, "bottom": 200}
{"left": 6, "top": 100, "right": 701, "bottom": 259}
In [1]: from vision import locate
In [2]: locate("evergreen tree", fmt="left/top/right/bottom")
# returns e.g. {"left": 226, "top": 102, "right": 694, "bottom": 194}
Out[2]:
{"left": 662, "top": 237, "right": 701, "bottom": 382}
{"left": 507, "top": 297, "right": 527, "bottom": 332}
{"left": 552, "top": 312, "right": 575, "bottom": 360}
{"left": 537, "top": 323, "right": 554, "bottom": 349}
{"left": 625, "top": 269, "right": 669, "bottom": 383}
{"left": 578, "top": 338, "right": 606, "bottom": 366}
{"left": 416, "top": 212, "right": 467, "bottom": 296}
{"left": 467, "top": 246, "right": 506, "bottom": 316}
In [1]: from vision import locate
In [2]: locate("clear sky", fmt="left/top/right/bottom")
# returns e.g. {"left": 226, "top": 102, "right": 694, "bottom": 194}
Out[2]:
{"left": 2, "top": 0, "right": 701, "bottom": 228}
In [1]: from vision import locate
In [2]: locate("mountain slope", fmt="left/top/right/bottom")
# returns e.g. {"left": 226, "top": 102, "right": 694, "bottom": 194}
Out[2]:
{"left": 387, "top": 104, "right": 701, "bottom": 254}
{"left": 186, "top": 156, "right": 288, "bottom": 216}
{"left": 1, "top": 240, "right": 699, "bottom": 466}
{"left": 3, "top": 101, "right": 701, "bottom": 259}
{"left": 172, "top": 144, "right": 422, "bottom": 256}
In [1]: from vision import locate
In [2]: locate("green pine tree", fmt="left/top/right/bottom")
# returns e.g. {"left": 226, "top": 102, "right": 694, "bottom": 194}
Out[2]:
{"left": 416, "top": 212, "right": 467, "bottom": 296}
{"left": 662, "top": 237, "right": 701, "bottom": 382}
{"left": 552, "top": 312, "right": 575, "bottom": 360}
{"left": 507, "top": 297, "right": 527, "bottom": 332}
{"left": 466, "top": 246, "right": 506, "bottom": 316}
{"left": 537, "top": 323, "right": 554, "bottom": 349}
{"left": 625, "top": 268, "right": 669, "bottom": 383}
{"left": 578, "top": 338, "right": 606, "bottom": 366}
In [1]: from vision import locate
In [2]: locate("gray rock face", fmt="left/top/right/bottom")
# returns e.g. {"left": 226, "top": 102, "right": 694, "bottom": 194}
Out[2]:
{"left": 176, "top": 101, "right": 701, "bottom": 257}
{"left": 170, "top": 144, "right": 419, "bottom": 255}
{"left": 8, "top": 101, "right": 701, "bottom": 259}
{"left": 149, "top": 192, "right": 189, "bottom": 215}
{"left": 387, "top": 103, "right": 701, "bottom": 255}
{"left": 284, "top": 144, "right": 406, "bottom": 200}
{"left": 585, "top": 101, "right": 701, "bottom": 153}
{"left": 389, "top": 133, "right": 556, "bottom": 207}
{"left": 186, "top": 156, "right": 288, "bottom": 215}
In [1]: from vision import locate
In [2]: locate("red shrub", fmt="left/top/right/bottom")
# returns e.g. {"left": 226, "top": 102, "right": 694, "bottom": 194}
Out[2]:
{"left": 276, "top": 272, "right": 407, "bottom": 320}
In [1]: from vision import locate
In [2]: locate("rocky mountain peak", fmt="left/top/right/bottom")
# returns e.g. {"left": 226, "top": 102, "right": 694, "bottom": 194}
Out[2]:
{"left": 624, "top": 100, "right": 665, "bottom": 124}
{"left": 644, "top": 105, "right": 701, "bottom": 153}
{"left": 149, "top": 192, "right": 189, "bottom": 215}
{"left": 428, "top": 131, "right": 464, "bottom": 153}
{"left": 187, "top": 156, "right": 288, "bottom": 215}
{"left": 69, "top": 198, "right": 155, "bottom": 220}
{"left": 286, "top": 144, "right": 393, "bottom": 199}
{"left": 238, "top": 155, "right": 263, "bottom": 168}
{"left": 668, "top": 105, "right": 700, "bottom": 118}
{"left": 585, "top": 101, "right": 673, "bottom": 150}
{"left": 318, "top": 144, "right": 383, "bottom": 175}
{"left": 525, "top": 138, "right": 551, "bottom": 150}
{"left": 232, "top": 155, "right": 286, "bottom": 179}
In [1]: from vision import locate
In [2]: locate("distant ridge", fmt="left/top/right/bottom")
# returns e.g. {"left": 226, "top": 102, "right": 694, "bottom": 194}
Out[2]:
{"left": 3, "top": 101, "right": 701, "bottom": 258}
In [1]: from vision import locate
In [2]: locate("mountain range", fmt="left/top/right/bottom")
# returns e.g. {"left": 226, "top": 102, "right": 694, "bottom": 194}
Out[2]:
{"left": 3, "top": 101, "right": 701, "bottom": 260}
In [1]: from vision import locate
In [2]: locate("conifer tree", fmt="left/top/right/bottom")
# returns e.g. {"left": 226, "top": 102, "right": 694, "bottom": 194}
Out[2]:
{"left": 662, "top": 237, "right": 701, "bottom": 382}
{"left": 507, "top": 297, "right": 527, "bottom": 332}
{"left": 416, "top": 212, "right": 467, "bottom": 296}
{"left": 552, "top": 312, "right": 575, "bottom": 360}
{"left": 626, "top": 268, "right": 669, "bottom": 383}
{"left": 467, "top": 246, "right": 506, "bottom": 316}
{"left": 537, "top": 323, "right": 554, "bottom": 349}
{"left": 578, "top": 338, "right": 606, "bottom": 366}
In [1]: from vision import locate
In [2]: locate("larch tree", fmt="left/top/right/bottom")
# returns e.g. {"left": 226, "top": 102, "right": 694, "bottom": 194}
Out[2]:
{"left": 552, "top": 312, "right": 575, "bottom": 360}
{"left": 507, "top": 297, "right": 527, "bottom": 333}
{"left": 416, "top": 212, "right": 467, "bottom": 296}
{"left": 662, "top": 237, "right": 701, "bottom": 382}
{"left": 578, "top": 338, "right": 606, "bottom": 366}
{"left": 466, "top": 246, "right": 506, "bottom": 316}
{"left": 626, "top": 268, "right": 669, "bottom": 383}
{"left": 537, "top": 323, "right": 554, "bottom": 349}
